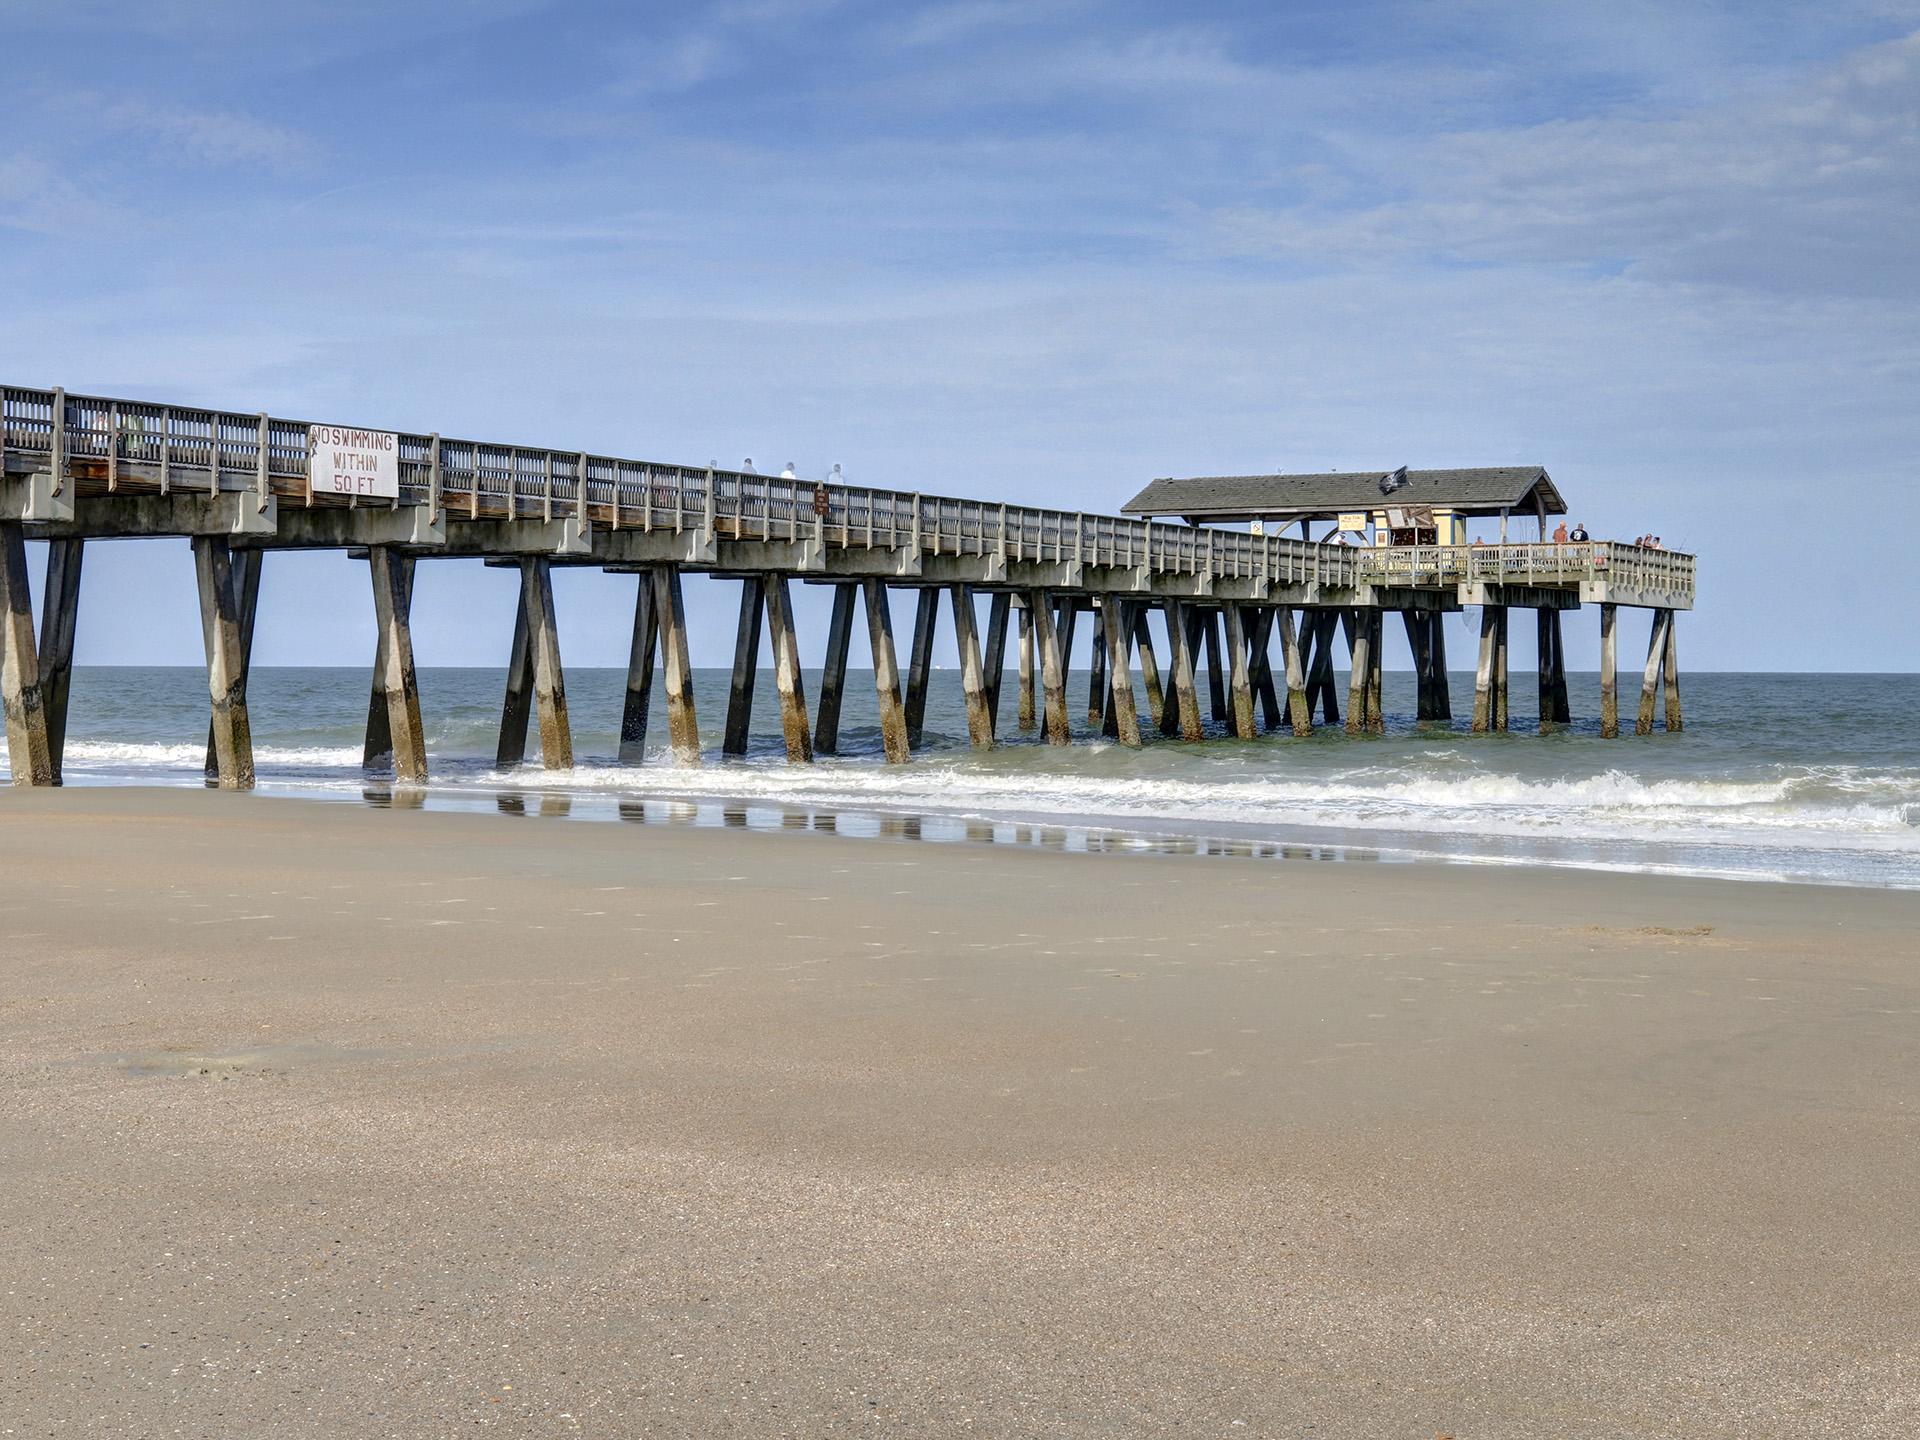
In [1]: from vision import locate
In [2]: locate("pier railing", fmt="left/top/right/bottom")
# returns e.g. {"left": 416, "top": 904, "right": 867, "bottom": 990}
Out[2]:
{"left": 1, "top": 383, "right": 1691, "bottom": 601}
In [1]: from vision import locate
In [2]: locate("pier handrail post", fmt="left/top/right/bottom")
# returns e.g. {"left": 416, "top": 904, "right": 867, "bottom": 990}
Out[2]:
{"left": 255, "top": 413, "right": 271, "bottom": 513}
{"left": 703, "top": 466, "right": 717, "bottom": 542}
{"left": 428, "top": 434, "right": 441, "bottom": 528}
{"left": 911, "top": 493, "right": 922, "bottom": 556}
{"left": 576, "top": 452, "right": 590, "bottom": 543}
{"left": 49, "top": 388, "right": 66, "bottom": 497}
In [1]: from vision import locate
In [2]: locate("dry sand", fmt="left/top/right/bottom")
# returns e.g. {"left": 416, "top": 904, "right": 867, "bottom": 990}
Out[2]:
{"left": 1, "top": 787, "right": 1915, "bottom": 1437}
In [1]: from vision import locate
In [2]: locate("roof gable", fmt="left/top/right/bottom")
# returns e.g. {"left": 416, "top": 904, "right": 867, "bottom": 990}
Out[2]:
{"left": 1120, "top": 467, "right": 1564, "bottom": 520}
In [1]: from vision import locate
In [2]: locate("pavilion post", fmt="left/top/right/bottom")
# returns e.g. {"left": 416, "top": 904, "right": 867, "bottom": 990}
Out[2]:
{"left": 862, "top": 579, "right": 910, "bottom": 763}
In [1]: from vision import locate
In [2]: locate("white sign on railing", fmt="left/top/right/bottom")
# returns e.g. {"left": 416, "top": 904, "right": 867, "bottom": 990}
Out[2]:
{"left": 308, "top": 425, "right": 399, "bottom": 498}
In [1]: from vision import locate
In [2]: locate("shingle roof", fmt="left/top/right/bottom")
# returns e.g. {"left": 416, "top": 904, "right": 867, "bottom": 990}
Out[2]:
{"left": 1119, "top": 467, "right": 1565, "bottom": 520}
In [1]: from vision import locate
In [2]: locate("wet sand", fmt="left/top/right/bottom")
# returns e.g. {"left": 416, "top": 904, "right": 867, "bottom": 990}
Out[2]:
{"left": 1, "top": 787, "right": 1916, "bottom": 1437}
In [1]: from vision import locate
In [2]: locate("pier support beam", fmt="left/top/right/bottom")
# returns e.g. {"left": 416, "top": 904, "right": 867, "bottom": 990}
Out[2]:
{"left": 620, "top": 573, "right": 658, "bottom": 764}
{"left": 813, "top": 582, "right": 856, "bottom": 756}
{"left": 1538, "top": 609, "right": 1557, "bottom": 733}
{"left": 1134, "top": 608, "right": 1165, "bottom": 729}
{"left": 192, "top": 536, "right": 255, "bottom": 790}
{"left": 1029, "top": 589, "right": 1072, "bottom": 745}
{"left": 1346, "top": 609, "right": 1373, "bottom": 735}
{"left": 0, "top": 522, "right": 52, "bottom": 786}
{"left": 1549, "top": 610, "right": 1571, "bottom": 727}
{"left": 368, "top": 548, "right": 427, "bottom": 784}
{"left": 1103, "top": 598, "right": 1142, "bottom": 748}
{"left": 1366, "top": 611, "right": 1385, "bottom": 733}
{"left": 1249, "top": 607, "right": 1282, "bottom": 730}
{"left": 762, "top": 574, "right": 812, "bottom": 763}
{"left": 523, "top": 558, "right": 572, "bottom": 769}
{"left": 1599, "top": 603, "right": 1619, "bottom": 738}
{"left": 983, "top": 591, "right": 1011, "bottom": 738}
{"left": 1053, "top": 601, "right": 1079, "bottom": 725}
{"left": 863, "top": 579, "right": 910, "bottom": 763}
{"left": 1278, "top": 607, "right": 1313, "bottom": 737}
{"left": 1222, "top": 604, "right": 1258, "bottom": 740}
{"left": 950, "top": 584, "right": 994, "bottom": 749}
{"left": 1472, "top": 605, "right": 1498, "bottom": 733}
{"left": 723, "top": 578, "right": 764, "bottom": 757}
{"left": 1307, "top": 611, "right": 1341, "bottom": 725}
{"left": 1201, "top": 611, "right": 1228, "bottom": 724}
{"left": 1086, "top": 605, "right": 1108, "bottom": 729}
{"left": 1663, "top": 613, "right": 1683, "bottom": 732}
{"left": 496, "top": 581, "right": 533, "bottom": 768}
{"left": 1163, "top": 599, "right": 1205, "bottom": 742}
{"left": 652, "top": 567, "right": 701, "bottom": 765}
{"left": 1492, "top": 606, "right": 1510, "bottom": 732}
{"left": 38, "top": 539, "right": 84, "bottom": 784}
{"left": 1017, "top": 603, "right": 1036, "bottom": 732}
{"left": 905, "top": 588, "right": 938, "bottom": 749}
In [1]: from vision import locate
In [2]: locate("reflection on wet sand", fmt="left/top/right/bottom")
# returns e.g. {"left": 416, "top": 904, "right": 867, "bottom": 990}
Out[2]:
{"left": 414, "top": 786, "right": 1381, "bottom": 865}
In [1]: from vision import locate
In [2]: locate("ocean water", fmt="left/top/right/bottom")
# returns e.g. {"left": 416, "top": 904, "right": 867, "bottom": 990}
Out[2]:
{"left": 35, "top": 664, "right": 1920, "bottom": 889}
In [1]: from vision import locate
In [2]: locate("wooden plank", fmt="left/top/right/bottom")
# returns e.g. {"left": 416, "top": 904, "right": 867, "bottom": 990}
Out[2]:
{"left": 1223, "top": 603, "right": 1258, "bottom": 739}
{"left": 495, "top": 580, "right": 533, "bottom": 768}
{"left": 1278, "top": 607, "right": 1312, "bottom": 737}
{"left": 0, "top": 521, "right": 52, "bottom": 786}
{"left": 862, "top": 579, "right": 910, "bottom": 763}
{"left": 1599, "top": 602, "right": 1618, "bottom": 739}
{"left": 950, "top": 583, "right": 994, "bottom": 749}
{"left": 723, "top": 577, "right": 763, "bottom": 756}
{"left": 1029, "top": 589, "right": 1072, "bottom": 745}
{"left": 192, "top": 536, "right": 254, "bottom": 790}
{"left": 762, "top": 574, "right": 813, "bottom": 762}
{"left": 619, "top": 572, "right": 658, "bottom": 764}
{"left": 370, "top": 548, "right": 427, "bottom": 783}
{"left": 905, "top": 587, "right": 938, "bottom": 749}
{"left": 652, "top": 566, "right": 701, "bottom": 764}
{"left": 524, "top": 557, "right": 572, "bottom": 769}
{"left": 1103, "top": 597, "right": 1142, "bottom": 747}
{"left": 812, "top": 582, "right": 855, "bottom": 755}
{"left": 38, "top": 538, "right": 83, "bottom": 784}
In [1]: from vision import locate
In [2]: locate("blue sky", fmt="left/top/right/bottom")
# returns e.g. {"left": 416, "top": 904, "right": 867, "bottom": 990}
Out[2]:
{"left": 4, "top": 0, "right": 1917, "bottom": 672}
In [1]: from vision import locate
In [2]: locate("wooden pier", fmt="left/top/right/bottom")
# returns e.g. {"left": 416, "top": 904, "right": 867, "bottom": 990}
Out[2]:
{"left": 0, "top": 385, "right": 1695, "bottom": 787}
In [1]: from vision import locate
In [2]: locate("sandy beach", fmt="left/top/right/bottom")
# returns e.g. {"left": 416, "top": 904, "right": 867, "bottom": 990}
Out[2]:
{"left": 1, "top": 788, "right": 1915, "bottom": 1437}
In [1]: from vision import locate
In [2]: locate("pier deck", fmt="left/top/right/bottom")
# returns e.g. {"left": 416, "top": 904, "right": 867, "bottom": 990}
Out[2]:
{"left": 1, "top": 384, "right": 1695, "bottom": 788}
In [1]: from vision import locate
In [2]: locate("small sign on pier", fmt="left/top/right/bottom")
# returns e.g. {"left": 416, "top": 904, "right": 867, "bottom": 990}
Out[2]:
{"left": 309, "top": 426, "right": 399, "bottom": 498}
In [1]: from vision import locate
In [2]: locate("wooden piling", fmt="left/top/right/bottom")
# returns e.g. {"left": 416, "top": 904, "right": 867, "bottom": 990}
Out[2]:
{"left": 1309, "top": 611, "right": 1341, "bottom": 724}
{"left": 1103, "top": 598, "right": 1142, "bottom": 747}
{"left": 0, "top": 521, "right": 52, "bottom": 787}
{"left": 369, "top": 548, "right": 428, "bottom": 783}
{"left": 723, "top": 577, "right": 764, "bottom": 756}
{"left": 1537, "top": 609, "right": 1556, "bottom": 733}
{"left": 762, "top": 574, "right": 812, "bottom": 762}
{"left": 1202, "top": 611, "right": 1229, "bottom": 723}
{"left": 522, "top": 558, "right": 572, "bottom": 769}
{"left": 652, "top": 566, "right": 701, "bottom": 764}
{"left": 983, "top": 591, "right": 1011, "bottom": 736}
{"left": 862, "top": 579, "right": 910, "bottom": 763}
{"left": 1249, "top": 607, "right": 1282, "bottom": 730}
{"left": 1472, "top": 605, "right": 1498, "bottom": 733}
{"left": 950, "top": 583, "right": 995, "bottom": 749}
{"left": 1017, "top": 603, "right": 1036, "bottom": 732}
{"left": 1222, "top": 604, "right": 1258, "bottom": 740}
{"left": 1492, "top": 606, "right": 1510, "bottom": 732}
{"left": 1163, "top": 599, "right": 1205, "bottom": 741}
{"left": 905, "top": 588, "right": 938, "bottom": 749}
{"left": 620, "top": 573, "right": 658, "bottom": 763}
{"left": 1278, "top": 607, "right": 1313, "bottom": 737}
{"left": 1029, "top": 589, "right": 1072, "bottom": 745}
{"left": 496, "top": 582, "right": 534, "bottom": 768}
{"left": 1548, "top": 610, "right": 1571, "bottom": 726}
{"left": 1053, "top": 600, "right": 1079, "bottom": 723}
{"left": 1086, "top": 604, "right": 1109, "bottom": 728}
{"left": 1636, "top": 609, "right": 1668, "bottom": 736}
{"left": 38, "top": 538, "right": 83, "bottom": 784}
{"left": 1404, "top": 612, "right": 1433, "bottom": 720}
{"left": 1346, "top": 609, "right": 1373, "bottom": 735}
{"left": 1599, "top": 603, "right": 1619, "bottom": 738}
{"left": 1134, "top": 608, "right": 1165, "bottom": 729}
{"left": 812, "top": 582, "right": 855, "bottom": 755}
{"left": 192, "top": 536, "right": 255, "bottom": 790}
{"left": 1663, "top": 612, "right": 1683, "bottom": 732}
{"left": 1366, "top": 610, "right": 1384, "bottom": 734}
{"left": 1429, "top": 611, "right": 1451, "bottom": 722}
